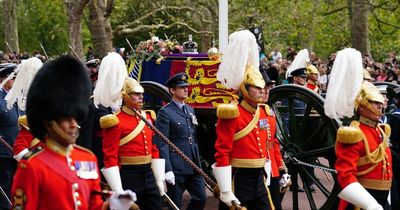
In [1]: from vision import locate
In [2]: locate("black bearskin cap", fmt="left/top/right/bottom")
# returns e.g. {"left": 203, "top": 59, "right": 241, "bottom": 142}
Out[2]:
{"left": 26, "top": 55, "right": 91, "bottom": 140}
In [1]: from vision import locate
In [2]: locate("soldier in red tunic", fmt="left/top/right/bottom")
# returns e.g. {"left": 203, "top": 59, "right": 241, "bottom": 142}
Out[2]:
{"left": 212, "top": 30, "right": 274, "bottom": 210}
{"left": 305, "top": 64, "right": 319, "bottom": 94}
{"left": 325, "top": 48, "right": 391, "bottom": 210}
{"left": 260, "top": 71, "right": 290, "bottom": 210}
{"left": 100, "top": 77, "right": 164, "bottom": 210}
{"left": 11, "top": 56, "right": 136, "bottom": 210}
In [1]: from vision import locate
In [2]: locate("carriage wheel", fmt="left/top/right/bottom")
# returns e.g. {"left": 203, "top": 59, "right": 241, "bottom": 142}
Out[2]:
{"left": 269, "top": 84, "right": 340, "bottom": 210}
{"left": 140, "top": 81, "right": 171, "bottom": 112}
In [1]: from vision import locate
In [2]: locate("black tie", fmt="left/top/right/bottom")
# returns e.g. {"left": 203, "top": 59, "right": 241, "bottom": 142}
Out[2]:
{"left": 182, "top": 105, "right": 188, "bottom": 115}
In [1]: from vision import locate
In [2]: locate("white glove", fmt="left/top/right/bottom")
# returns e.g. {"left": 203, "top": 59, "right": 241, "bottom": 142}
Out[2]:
{"left": 165, "top": 171, "right": 175, "bottom": 185}
{"left": 366, "top": 203, "right": 383, "bottom": 210}
{"left": 151, "top": 159, "right": 166, "bottom": 195}
{"left": 338, "top": 182, "right": 382, "bottom": 210}
{"left": 109, "top": 190, "right": 137, "bottom": 210}
{"left": 279, "top": 173, "right": 291, "bottom": 187}
{"left": 220, "top": 191, "right": 241, "bottom": 207}
{"left": 14, "top": 148, "right": 29, "bottom": 161}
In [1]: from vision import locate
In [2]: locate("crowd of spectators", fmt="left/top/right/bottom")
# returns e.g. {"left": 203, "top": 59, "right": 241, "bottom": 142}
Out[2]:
{"left": 261, "top": 48, "right": 400, "bottom": 93}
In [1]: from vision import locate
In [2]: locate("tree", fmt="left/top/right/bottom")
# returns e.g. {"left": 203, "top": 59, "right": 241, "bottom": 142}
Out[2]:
{"left": 87, "top": 0, "right": 114, "bottom": 58}
{"left": 2, "top": 0, "right": 19, "bottom": 53}
{"left": 349, "top": 0, "right": 370, "bottom": 56}
{"left": 111, "top": 1, "right": 216, "bottom": 52}
{"left": 64, "top": 0, "right": 89, "bottom": 59}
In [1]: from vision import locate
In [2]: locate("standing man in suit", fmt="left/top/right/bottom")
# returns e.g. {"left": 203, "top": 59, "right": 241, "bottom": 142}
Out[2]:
{"left": 154, "top": 72, "right": 206, "bottom": 210}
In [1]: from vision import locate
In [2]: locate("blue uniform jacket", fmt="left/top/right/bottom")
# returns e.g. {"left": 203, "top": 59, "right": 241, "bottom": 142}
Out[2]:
{"left": 154, "top": 102, "right": 201, "bottom": 174}
{"left": 0, "top": 89, "right": 20, "bottom": 157}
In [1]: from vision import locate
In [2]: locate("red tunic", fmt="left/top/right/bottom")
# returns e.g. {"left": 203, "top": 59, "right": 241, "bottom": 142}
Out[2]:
{"left": 103, "top": 106, "right": 160, "bottom": 168}
{"left": 13, "top": 127, "right": 41, "bottom": 156}
{"left": 306, "top": 81, "right": 319, "bottom": 93}
{"left": 265, "top": 107, "right": 285, "bottom": 177}
{"left": 11, "top": 142, "right": 105, "bottom": 210}
{"left": 335, "top": 120, "right": 392, "bottom": 209}
{"left": 215, "top": 101, "right": 269, "bottom": 167}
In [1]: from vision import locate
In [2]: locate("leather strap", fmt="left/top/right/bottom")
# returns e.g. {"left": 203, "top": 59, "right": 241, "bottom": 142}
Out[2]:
{"left": 120, "top": 110, "right": 146, "bottom": 146}
{"left": 233, "top": 107, "right": 260, "bottom": 141}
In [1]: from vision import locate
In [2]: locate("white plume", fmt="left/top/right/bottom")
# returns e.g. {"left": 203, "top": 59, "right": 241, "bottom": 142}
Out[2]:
{"left": 286, "top": 49, "right": 309, "bottom": 79}
{"left": 93, "top": 52, "right": 128, "bottom": 108}
{"left": 324, "top": 48, "right": 363, "bottom": 124}
{"left": 217, "top": 30, "right": 259, "bottom": 90}
{"left": 5, "top": 57, "right": 43, "bottom": 111}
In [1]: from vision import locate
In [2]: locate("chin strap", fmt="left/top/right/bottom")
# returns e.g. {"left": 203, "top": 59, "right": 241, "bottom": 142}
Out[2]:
{"left": 48, "top": 121, "right": 77, "bottom": 143}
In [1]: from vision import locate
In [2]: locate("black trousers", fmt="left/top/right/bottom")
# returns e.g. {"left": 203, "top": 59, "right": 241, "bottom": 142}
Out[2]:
{"left": 391, "top": 165, "right": 400, "bottom": 208}
{"left": 0, "top": 157, "right": 16, "bottom": 210}
{"left": 120, "top": 164, "right": 162, "bottom": 210}
{"left": 219, "top": 167, "right": 272, "bottom": 210}
{"left": 269, "top": 177, "right": 282, "bottom": 210}
{"left": 344, "top": 189, "right": 389, "bottom": 210}
{"left": 166, "top": 173, "right": 206, "bottom": 210}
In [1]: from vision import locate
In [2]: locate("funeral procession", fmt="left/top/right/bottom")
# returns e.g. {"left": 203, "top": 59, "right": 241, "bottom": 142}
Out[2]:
{"left": 1, "top": 0, "right": 400, "bottom": 210}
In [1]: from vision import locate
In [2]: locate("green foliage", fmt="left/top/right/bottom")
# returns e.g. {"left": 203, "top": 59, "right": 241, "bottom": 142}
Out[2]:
{"left": 1, "top": 0, "right": 400, "bottom": 59}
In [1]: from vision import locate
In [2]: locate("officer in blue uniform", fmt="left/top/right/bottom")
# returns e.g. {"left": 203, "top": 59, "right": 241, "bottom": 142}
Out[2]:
{"left": 0, "top": 63, "right": 19, "bottom": 210}
{"left": 154, "top": 72, "right": 206, "bottom": 210}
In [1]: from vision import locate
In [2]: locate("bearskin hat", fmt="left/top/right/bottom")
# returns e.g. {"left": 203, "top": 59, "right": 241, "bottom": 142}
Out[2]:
{"left": 26, "top": 55, "right": 91, "bottom": 140}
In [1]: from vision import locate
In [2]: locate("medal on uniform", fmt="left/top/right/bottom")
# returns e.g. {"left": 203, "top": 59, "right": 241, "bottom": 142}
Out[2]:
{"left": 75, "top": 161, "right": 99, "bottom": 179}
{"left": 259, "top": 119, "right": 269, "bottom": 130}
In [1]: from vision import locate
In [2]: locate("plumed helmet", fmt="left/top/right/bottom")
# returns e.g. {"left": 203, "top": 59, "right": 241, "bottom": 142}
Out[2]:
{"left": 363, "top": 69, "right": 372, "bottom": 81}
{"left": 286, "top": 49, "right": 309, "bottom": 79}
{"left": 93, "top": 52, "right": 127, "bottom": 109}
{"left": 216, "top": 30, "right": 265, "bottom": 104}
{"left": 26, "top": 56, "right": 91, "bottom": 140}
{"left": 306, "top": 64, "right": 319, "bottom": 75}
{"left": 5, "top": 57, "right": 43, "bottom": 111}
{"left": 324, "top": 48, "right": 384, "bottom": 123}
{"left": 217, "top": 30, "right": 262, "bottom": 90}
{"left": 122, "top": 77, "right": 144, "bottom": 95}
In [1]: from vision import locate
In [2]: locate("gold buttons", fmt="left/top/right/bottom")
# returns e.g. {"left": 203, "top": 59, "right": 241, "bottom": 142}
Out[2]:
{"left": 70, "top": 166, "right": 76, "bottom": 171}
{"left": 76, "top": 200, "right": 82, "bottom": 206}
{"left": 73, "top": 183, "right": 79, "bottom": 189}
{"left": 74, "top": 192, "right": 80, "bottom": 198}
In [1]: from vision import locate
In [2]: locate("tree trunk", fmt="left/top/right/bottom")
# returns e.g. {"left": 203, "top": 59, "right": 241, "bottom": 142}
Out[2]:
{"left": 65, "top": 0, "right": 89, "bottom": 60}
{"left": 88, "top": 0, "right": 113, "bottom": 59}
{"left": 350, "top": 0, "right": 370, "bottom": 56}
{"left": 3, "top": 0, "right": 19, "bottom": 53}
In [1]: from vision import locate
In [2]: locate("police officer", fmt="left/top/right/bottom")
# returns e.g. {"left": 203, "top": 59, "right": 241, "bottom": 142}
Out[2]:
{"left": 154, "top": 72, "right": 206, "bottom": 210}
{"left": 100, "top": 77, "right": 164, "bottom": 210}
{"left": 0, "top": 63, "right": 18, "bottom": 210}
{"left": 11, "top": 55, "right": 136, "bottom": 210}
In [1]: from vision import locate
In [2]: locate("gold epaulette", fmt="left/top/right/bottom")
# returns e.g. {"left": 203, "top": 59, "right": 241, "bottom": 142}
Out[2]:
{"left": 145, "top": 110, "right": 156, "bottom": 121}
{"left": 18, "top": 115, "right": 29, "bottom": 130}
{"left": 260, "top": 103, "right": 273, "bottom": 116}
{"left": 217, "top": 103, "right": 239, "bottom": 119}
{"left": 100, "top": 114, "right": 119, "bottom": 129}
{"left": 379, "top": 123, "right": 391, "bottom": 138}
{"left": 336, "top": 126, "right": 363, "bottom": 144}
{"left": 74, "top": 145, "right": 95, "bottom": 156}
